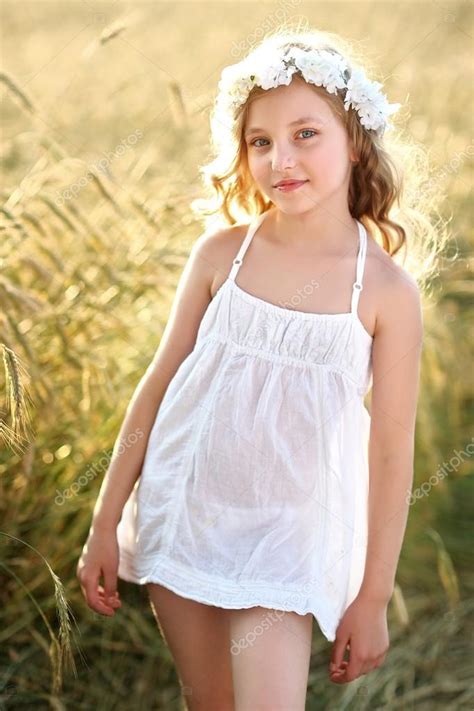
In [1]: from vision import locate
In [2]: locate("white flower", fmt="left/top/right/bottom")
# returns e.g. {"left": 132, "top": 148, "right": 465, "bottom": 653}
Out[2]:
{"left": 292, "top": 48, "right": 348, "bottom": 95}
{"left": 255, "top": 59, "right": 298, "bottom": 90}
{"left": 214, "top": 47, "right": 401, "bottom": 135}
{"left": 344, "top": 68, "right": 382, "bottom": 107}
{"left": 343, "top": 68, "right": 402, "bottom": 131}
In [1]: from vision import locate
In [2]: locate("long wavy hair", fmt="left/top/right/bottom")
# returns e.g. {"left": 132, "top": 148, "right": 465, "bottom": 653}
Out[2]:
{"left": 190, "top": 26, "right": 449, "bottom": 290}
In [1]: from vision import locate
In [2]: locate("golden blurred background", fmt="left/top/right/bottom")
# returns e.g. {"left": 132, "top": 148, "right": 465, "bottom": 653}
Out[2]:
{"left": 0, "top": 1, "right": 472, "bottom": 708}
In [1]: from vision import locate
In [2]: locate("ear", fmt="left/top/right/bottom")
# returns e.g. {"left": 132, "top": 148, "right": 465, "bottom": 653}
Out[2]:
{"left": 349, "top": 149, "right": 359, "bottom": 164}
{"left": 348, "top": 141, "right": 359, "bottom": 164}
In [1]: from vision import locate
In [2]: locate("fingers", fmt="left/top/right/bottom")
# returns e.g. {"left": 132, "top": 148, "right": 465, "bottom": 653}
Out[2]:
{"left": 103, "top": 568, "right": 121, "bottom": 608}
{"left": 98, "top": 584, "right": 122, "bottom": 610}
{"left": 329, "top": 637, "right": 376, "bottom": 684}
{"left": 329, "top": 653, "right": 385, "bottom": 684}
{"left": 343, "top": 652, "right": 364, "bottom": 682}
{"left": 329, "top": 633, "right": 349, "bottom": 674}
{"left": 86, "top": 576, "right": 117, "bottom": 616}
{"left": 78, "top": 565, "right": 120, "bottom": 616}
{"left": 85, "top": 584, "right": 118, "bottom": 616}
{"left": 329, "top": 660, "right": 348, "bottom": 681}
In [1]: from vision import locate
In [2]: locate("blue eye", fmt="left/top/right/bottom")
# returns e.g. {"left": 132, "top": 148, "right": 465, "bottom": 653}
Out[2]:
{"left": 249, "top": 129, "right": 318, "bottom": 148}
{"left": 251, "top": 138, "right": 268, "bottom": 148}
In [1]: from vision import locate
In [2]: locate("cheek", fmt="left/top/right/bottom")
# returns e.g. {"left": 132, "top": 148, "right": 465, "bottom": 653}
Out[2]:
{"left": 247, "top": 152, "right": 267, "bottom": 180}
{"left": 310, "top": 143, "right": 348, "bottom": 174}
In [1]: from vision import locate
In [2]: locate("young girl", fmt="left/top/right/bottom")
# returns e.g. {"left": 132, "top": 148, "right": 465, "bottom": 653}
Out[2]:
{"left": 77, "top": 28, "right": 426, "bottom": 710}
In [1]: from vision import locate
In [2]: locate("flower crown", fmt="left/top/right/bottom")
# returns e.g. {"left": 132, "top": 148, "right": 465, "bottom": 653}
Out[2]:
{"left": 215, "top": 45, "right": 401, "bottom": 136}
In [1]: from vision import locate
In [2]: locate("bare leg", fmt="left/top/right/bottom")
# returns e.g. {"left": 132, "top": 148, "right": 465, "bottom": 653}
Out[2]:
{"left": 147, "top": 583, "right": 235, "bottom": 711}
{"left": 229, "top": 606, "right": 313, "bottom": 711}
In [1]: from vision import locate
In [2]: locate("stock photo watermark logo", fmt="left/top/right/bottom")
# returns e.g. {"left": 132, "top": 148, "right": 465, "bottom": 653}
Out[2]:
{"left": 406, "top": 436, "right": 474, "bottom": 505}
{"left": 432, "top": 140, "right": 474, "bottom": 184}
{"left": 277, "top": 278, "right": 320, "bottom": 311}
{"left": 55, "top": 428, "right": 144, "bottom": 505}
{"left": 230, "top": 0, "right": 302, "bottom": 58}
{"left": 55, "top": 129, "right": 143, "bottom": 205}
{"left": 248, "top": 278, "right": 321, "bottom": 341}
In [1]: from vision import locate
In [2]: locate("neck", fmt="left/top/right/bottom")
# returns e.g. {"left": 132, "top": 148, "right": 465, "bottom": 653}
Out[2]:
{"left": 268, "top": 205, "right": 358, "bottom": 249}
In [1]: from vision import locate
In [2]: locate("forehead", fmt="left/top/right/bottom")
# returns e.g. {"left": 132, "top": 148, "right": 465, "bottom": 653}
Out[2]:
{"left": 245, "top": 79, "right": 335, "bottom": 129}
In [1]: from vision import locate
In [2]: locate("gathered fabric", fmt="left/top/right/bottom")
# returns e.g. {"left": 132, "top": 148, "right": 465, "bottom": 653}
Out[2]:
{"left": 117, "top": 211, "right": 373, "bottom": 642}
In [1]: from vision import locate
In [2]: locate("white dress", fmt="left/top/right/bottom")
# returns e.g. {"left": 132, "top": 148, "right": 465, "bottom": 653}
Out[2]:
{"left": 116, "top": 211, "right": 373, "bottom": 642}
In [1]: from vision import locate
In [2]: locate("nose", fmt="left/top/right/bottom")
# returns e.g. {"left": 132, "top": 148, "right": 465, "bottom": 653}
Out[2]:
{"left": 271, "top": 142, "right": 296, "bottom": 172}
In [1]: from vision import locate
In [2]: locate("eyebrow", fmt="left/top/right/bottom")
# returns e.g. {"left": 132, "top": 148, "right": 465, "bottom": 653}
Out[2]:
{"left": 244, "top": 115, "right": 325, "bottom": 138}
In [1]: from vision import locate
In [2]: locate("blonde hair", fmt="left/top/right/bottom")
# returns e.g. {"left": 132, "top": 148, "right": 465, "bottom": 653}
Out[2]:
{"left": 191, "top": 26, "right": 449, "bottom": 291}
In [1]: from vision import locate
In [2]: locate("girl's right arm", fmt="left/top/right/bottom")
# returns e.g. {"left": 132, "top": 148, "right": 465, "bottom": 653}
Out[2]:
{"left": 76, "top": 228, "right": 230, "bottom": 615}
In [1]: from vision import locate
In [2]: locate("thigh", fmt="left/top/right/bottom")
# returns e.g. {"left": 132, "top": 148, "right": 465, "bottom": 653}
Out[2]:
{"left": 229, "top": 606, "right": 313, "bottom": 711}
{"left": 146, "top": 583, "right": 235, "bottom": 711}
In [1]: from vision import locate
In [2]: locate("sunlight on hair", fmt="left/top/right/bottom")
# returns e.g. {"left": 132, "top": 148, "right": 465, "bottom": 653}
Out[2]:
{"left": 190, "top": 25, "right": 449, "bottom": 294}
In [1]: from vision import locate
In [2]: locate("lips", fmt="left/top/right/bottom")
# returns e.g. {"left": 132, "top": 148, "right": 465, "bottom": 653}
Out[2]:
{"left": 273, "top": 179, "right": 308, "bottom": 187}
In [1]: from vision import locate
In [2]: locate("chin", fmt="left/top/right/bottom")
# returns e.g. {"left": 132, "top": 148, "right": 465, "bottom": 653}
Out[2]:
{"left": 274, "top": 204, "right": 312, "bottom": 217}
{"left": 276, "top": 191, "right": 319, "bottom": 208}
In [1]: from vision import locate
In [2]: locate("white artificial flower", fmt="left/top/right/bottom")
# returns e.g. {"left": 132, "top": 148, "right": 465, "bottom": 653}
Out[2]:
{"left": 292, "top": 48, "right": 348, "bottom": 95}
{"left": 344, "top": 67, "right": 401, "bottom": 131}
{"left": 344, "top": 68, "right": 382, "bottom": 108}
{"left": 255, "top": 60, "right": 295, "bottom": 91}
{"left": 214, "top": 47, "right": 401, "bottom": 135}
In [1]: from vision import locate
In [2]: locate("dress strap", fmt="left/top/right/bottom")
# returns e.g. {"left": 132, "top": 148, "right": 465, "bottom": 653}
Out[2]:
{"left": 228, "top": 212, "right": 267, "bottom": 281}
{"left": 350, "top": 220, "right": 368, "bottom": 315}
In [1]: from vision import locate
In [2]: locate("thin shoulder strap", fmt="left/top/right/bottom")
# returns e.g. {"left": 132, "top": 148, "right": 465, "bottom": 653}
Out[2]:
{"left": 228, "top": 212, "right": 267, "bottom": 282}
{"left": 350, "top": 220, "right": 368, "bottom": 315}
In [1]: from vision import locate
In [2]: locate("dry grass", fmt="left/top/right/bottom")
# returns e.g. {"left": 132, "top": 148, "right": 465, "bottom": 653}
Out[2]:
{"left": 0, "top": 1, "right": 472, "bottom": 709}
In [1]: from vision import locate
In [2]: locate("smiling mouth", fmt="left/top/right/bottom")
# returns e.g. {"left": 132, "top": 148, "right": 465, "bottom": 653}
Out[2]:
{"left": 274, "top": 180, "right": 309, "bottom": 191}
{"left": 273, "top": 180, "right": 308, "bottom": 187}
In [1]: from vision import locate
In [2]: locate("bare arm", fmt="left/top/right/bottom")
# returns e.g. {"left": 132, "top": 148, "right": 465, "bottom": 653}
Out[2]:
{"left": 359, "top": 268, "right": 424, "bottom": 603}
{"left": 90, "top": 228, "right": 223, "bottom": 533}
{"left": 329, "top": 262, "right": 424, "bottom": 683}
{"left": 77, "top": 226, "right": 237, "bottom": 615}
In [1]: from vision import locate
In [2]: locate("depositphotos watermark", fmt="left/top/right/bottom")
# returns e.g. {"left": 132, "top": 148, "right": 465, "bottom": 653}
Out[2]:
{"left": 55, "top": 428, "right": 144, "bottom": 505}
{"left": 406, "top": 436, "right": 474, "bottom": 505}
{"left": 230, "top": 0, "right": 302, "bottom": 58}
{"left": 230, "top": 578, "right": 321, "bottom": 655}
{"left": 55, "top": 129, "right": 143, "bottom": 205}
{"left": 432, "top": 140, "right": 474, "bottom": 184}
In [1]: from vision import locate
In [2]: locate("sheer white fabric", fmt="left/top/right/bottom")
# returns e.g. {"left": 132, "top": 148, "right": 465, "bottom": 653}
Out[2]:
{"left": 117, "top": 212, "right": 373, "bottom": 642}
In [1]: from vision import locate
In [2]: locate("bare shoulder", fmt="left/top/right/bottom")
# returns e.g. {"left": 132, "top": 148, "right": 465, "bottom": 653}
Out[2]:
{"left": 366, "top": 239, "right": 424, "bottom": 448}
{"left": 193, "top": 222, "right": 249, "bottom": 297}
{"left": 142, "top": 222, "right": 249, "bottom": 391}
{"left": 365, "top": 237, "right": 423, "bottom": 337}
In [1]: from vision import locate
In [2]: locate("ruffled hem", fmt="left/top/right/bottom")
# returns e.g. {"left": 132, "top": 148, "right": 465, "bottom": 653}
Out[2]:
{"left": 118, "top": 551, "right": 339, "bottom": 642}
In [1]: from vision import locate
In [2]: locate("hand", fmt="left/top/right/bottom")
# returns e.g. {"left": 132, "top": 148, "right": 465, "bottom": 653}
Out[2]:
{"left": 328, "top": 594, "right": 389, "bottom": 684}
{"left": 76, "top": 528, "right": 122, "bottom": 616}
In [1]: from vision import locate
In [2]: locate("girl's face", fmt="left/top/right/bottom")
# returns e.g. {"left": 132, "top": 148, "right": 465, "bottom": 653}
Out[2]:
{"left": 244, "top": 77, "right": 357, "bottom": 214}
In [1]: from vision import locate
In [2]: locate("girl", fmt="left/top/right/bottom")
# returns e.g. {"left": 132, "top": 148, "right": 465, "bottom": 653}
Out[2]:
{"left": 77, "top": 28, "right": 427, "bottom": 710}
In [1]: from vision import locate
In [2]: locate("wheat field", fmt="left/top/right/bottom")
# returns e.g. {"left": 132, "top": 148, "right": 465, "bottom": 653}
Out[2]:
{"left": 0, "top": 1, "right": 473, "bottom": 709}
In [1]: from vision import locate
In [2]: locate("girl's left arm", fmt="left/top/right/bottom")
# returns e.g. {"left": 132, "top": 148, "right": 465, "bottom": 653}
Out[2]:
{"left": 360, "top": 268, "right": 424, "bottom": 604}
{"left": 330, "top": 265, "right": 424, "bottom": 684}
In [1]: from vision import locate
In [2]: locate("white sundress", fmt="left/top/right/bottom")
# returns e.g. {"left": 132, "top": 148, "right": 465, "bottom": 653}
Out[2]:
{"left": 116, "top": 210, "right": 373, "bottom": 643}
